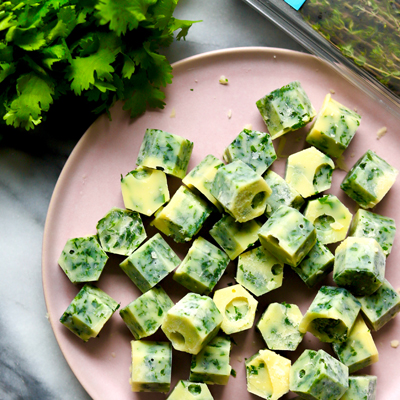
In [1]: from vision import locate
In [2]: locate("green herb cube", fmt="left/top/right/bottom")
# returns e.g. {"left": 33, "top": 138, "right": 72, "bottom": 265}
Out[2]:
{"left": 236, "top": 246, "right": 284, "bottom": 296}
{"left": 58, "top": 235, "right": 108, "bottom": 283}
{"left": 119, "top": 233, "right": 180, "bottom": 293}
{"left": 210, "top": 160, "right": 272, "bottom": 223}
{"left": 151, "top": 185, "right": 213, "bottom": 243}
{"left": 292, "top": 240, "right": 334, "bottom": 288}
{"left": 96, "top": 207, "right": 146, "bottom": 256}
{"left": 119, "top": 286, "right": 174, "bottom": 340}
{"left": 299, "top": 286, "right": 361, "bottom": 343}
{"left": 167, "top": 381, "right": 214, "bottom": 400}
{"left": 59, "top": 284, "right": 119, "bottom": 342}
{"left": 306, "top": 93, "right": 361, "bottom": 158}
{"left": 189, "top": 335, "right": 232, "bottom": 385}
{"left": 121, "top": 167, "right": 169, "bottom": 217}
{"left": 340, "top": 149, "right": 398, "bottom": 209}
{"left": 340, "top": 375, "right": 377, "bottom": 400}
{"left": 289, "top": 349, "right": 348, "bottom": 400}
{"left": 130, "top": 340, "right": 172, "bottom": 392}
{"left": 256, "top": 81, "right": 316, "bottom": 140}
{"left": 173, "top": 237, "right": 230, "bottom": 295}
{"left": 136, "top": 128, "right": 193, "bottom": 179}
{"left": 333, "top": 237, "right": 385, "bottom": 296}
{"left": 258, "top": 205, "right": 317, "bottom": 267}
{"left": 223, "top": 129, "right": 277, "bottom": 175}
{"left": 257, "top": 302, "right": 304, "bottom": 351}
{"left": 348, "top": 209, "right": 396, "bottom": 256}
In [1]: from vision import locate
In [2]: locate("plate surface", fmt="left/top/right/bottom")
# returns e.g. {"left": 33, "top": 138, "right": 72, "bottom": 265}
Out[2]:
{"left": 42, "top": 47, "right": 400, "bottom": 400}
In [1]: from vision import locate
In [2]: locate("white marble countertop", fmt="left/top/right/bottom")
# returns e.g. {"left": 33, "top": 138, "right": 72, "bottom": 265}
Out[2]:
{"left": 0, "top": 1, "right": 305, "bottom": 399}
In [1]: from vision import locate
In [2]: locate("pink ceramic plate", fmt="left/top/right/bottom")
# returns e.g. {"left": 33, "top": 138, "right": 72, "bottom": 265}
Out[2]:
{"left": 42, "top": 48, "right": 400, "bottom": 400}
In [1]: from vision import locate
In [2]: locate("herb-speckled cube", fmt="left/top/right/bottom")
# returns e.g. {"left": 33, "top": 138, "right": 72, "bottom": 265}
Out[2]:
{"left": 333, "top": 237, "right": 385, "bottom": 296}
{"left": 173, "top": 237, "right": 230, "bottom": 295}
{"left": 341, "top": 150, "right": 398, "bottom": 209}
{"left": 258, "top": 205, "right": 317, "bottom": 267}
{"left": 289, "top": 349, "right": 348, "bottom": 400}
{"left": 332, "top": 314, "right": 378, "bottom": 374}
{"left": 306, "top": 93, "right": 361, "bottom": 158}
{"left": 349, "top": 209, "right": 396, "bottom": 256}
{"left": 236, "top": 246, "right": 284, "bottom": 296}
{"left": 213, "top": 284, "right": 258, "bottom": 335}
{"left": 209, "top": 214, "right": 261, "bottom": 260}
{"left": 183, "top": 154, "right": 224, "bottom": 211}
{"left": 223, "top": 129, "right": 277, "bottom": 175}
{"left": 340, "top": 375, "right": 377, "bottom": 400}
{"left": 96, "top": 207, "right": 146, "bottom": 256}
{"left": 119, "top": 286, "right": 174, "bottom": 340}
{"left": 304, "top": 195, "right": 353, "bottom": 245}
{"left": 189, "top": 335, "right": 232, "bottom": 385}
{"left": 256, "top": 81, "right": 316, "bottom": 140}
{"left": 58, "top": 235, "right": 108, "bottom": 283}
{"left": 151, "top": 186, "right": 213, "bottom": 243}
{"left": 161, "top": 293, "right": 222, "bottom": 355}
{"left": 263, "top": 169, "right": 304, "bottom": 217}
{"left": 299, "top": 286, "right": 361, "bottom": 343}
{"left": 136, "top": 129, "right": 193, "bottom": 179}
{"left": 167, "top": 381, "right": 214, "bottom": 400}
{"left": 59, "top": 284, "right": 119, "bottom": 341}
{"left": 121, "top": 167, "right": 169, "bottom": 216}
{"left": 292, "top": 240, "right": 334, "bottom": 288}
{"left": 246, "top": 349, "right": 291, "bottom": 400}
{"left": 358, "top": 278, "right": 400, "bottom": 331}
{"left": 285, "top": 146, "right": 335, "bottom": 198}
{"left": 211, "top": 160, "right": 271, "bottom": 223}
{"left": 130, "top": 340, "right": 172, "bottom": 392}
{"left": 119, "top": 233, "right": 180, "bottom": 293}
{"left": 257, "top": 302, "right": 304, "bottom": 351}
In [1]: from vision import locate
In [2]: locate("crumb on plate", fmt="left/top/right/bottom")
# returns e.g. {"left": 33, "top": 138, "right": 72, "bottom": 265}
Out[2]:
{"left": 227, "top": 109, "right": 232, "bottom": 119}
{"left": 219, "top": 75, "right": 229, "bottom": 85}
{"left": 391, "top": 340, "right": 399, "bottom": 348}
{"left": 377, "top": 126, "right": 387, "bottom": 140}
{"left": 170, "top": 108, "right": 176, "bottom": 118}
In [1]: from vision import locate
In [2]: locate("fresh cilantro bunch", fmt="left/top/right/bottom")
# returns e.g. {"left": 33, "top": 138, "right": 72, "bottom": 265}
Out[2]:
{"left": 0, "top": 0, "right": 195, "bottom": 130}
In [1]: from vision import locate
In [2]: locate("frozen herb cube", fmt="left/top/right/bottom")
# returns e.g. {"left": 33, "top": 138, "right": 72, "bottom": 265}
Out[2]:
{"left": 258, "top": 205, "right": 317, "bottom": 267}
{"left": 96, "top": 207, "right": 146, "bottom": 256}
{"left": 333, "top": 237, "right": 385, "bottom": 296}
{"left": 358, "top": 278, "right": 400, "bottom": 331}
{"left": 332, "top": 314, "right": 378, "bottom": 374}
{"left": 151, "top": 185, "right": 213, "bottom": 243}
{"left": 285, "top": 146, "right": 335, "bottom": 198}
{"left": 306, "top": 93, "right": 361, "bottom": 158}
{"left": 263, "top": 169, "right": 304, "bottom": 217}
{"left": 256, "top": 81, "right": 316, "bottom": 140}
{"left": 340, "top": 375, "right": 377, "bottom": 400}
{"left": 292, "top": 240, "right": 334, "bottom": 288}
{"left": 119, "top": 286, "right": 174, "bottom": 340}
{"left": 349, "top": 209, "right": 396, "bottom": 256}
{"left": 183, "top": 154, "right": 224, "bottom": 211}
{"left": 223, "top": 129, "right": 277, "bottom": 175}
{"left": 161, "top": 293, "right": 222, "bottom": 355}
{"left": 341, "top": 149, "right": 398, "bottom": 209}
{"left": 299, "top": 286, "right": 361, "bottom": 343}
{"left": 136, "top": 128, "right": 193, "bottom": 179}
{"left": 121, "top": 167, "right": 169, "bottom": 217}
{"left": 58, "top": 235, "right": 108, "bottom": 283}
{"left": 304, "top": 195, "right": 353, "bottom": 245}
{"left": 119, "top": 233, "right": 180, "bottom": 293}
{"left": 59, "top": 284, "right": 119, "bottom": 342}
{"left": 167, "top": 381, "right": 214, "bottom": 400}
{"left": 173, "top": 237, "right": 230, "bottom": 295}
{"left": 213, "top": 284, "right": 258, "bottom": 335}
{"left": 236, "top": 246, "right": 284, "bottom": 297}
{"left": 209, "top": 214, "right": 261, "bottom": 260}
{"left": 189, "top": 335, "right": 232, "bottom": 385}
{"left": 257, "top": 302, "right": 304, "bottom": 351}
{"left": 246, "top": 349, "right": 291, "bottom": 400}
{"left": 289, "top": 349, "right": 348, "bottom": 400}
{"left": 211, "top": 160, "right": 272, "bottom": 223}
{"left": 130, "top": 340, "right": 172, "bottom": 392}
